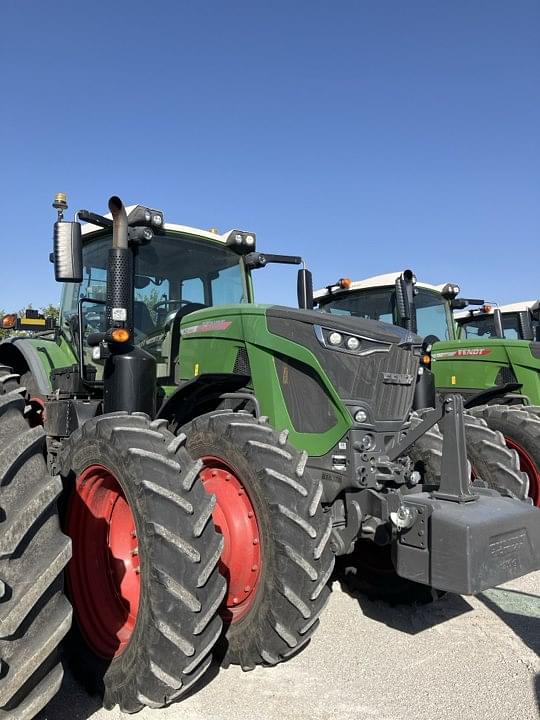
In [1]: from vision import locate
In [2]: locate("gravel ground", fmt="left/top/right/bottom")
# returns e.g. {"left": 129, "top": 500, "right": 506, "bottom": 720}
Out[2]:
{"left": 38, "top": 571, "right": 540, "bottom": 720}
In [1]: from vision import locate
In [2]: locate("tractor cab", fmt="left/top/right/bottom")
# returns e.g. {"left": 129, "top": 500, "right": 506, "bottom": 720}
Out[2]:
{"left": 456, "top": 300, "right": 540, "bottom": 341}
{"left": 314, "top": 272, "right": 457, "bottom": 341}
{"left": 59, "top": 207, "right": 254, "bottom": 382}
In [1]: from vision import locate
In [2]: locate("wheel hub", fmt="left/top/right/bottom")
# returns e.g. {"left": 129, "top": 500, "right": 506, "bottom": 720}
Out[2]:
{"left": 66, "top": 464, "right": 141, "bottom": 658}
{"left": 200, "top": 458, "right": 261, "bottom": 622}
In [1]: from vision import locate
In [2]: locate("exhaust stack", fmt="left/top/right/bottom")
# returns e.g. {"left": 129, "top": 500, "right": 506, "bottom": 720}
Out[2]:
{"left": 106, "top": 195, "right": 133, "bottom": 334}
{"left": 109, "top": 195, "right": 129, "bottom": 250}
{"left": 103, "top": 195, "right": 157, "bottom": 416}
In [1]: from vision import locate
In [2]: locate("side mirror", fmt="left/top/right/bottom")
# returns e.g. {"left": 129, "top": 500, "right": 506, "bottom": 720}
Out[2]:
{"left": 53, "top": 221, "right": 83, "bottom": 282}
{"left": 297, "top": 268, "right": 314, "bottom": 309}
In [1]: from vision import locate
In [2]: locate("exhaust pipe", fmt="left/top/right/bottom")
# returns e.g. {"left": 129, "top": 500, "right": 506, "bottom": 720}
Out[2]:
{"left": 104, "top": 195, "right": 157, "bottom": 415}
{"left": 109, "top": 195, "right": 129, "bottom": 250}
{"left": 106, "top": 195, "right": 132, "bottom": 333}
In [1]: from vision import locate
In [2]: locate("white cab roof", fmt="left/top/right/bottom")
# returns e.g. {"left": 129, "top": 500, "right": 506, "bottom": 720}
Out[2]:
{"left": 314, "top": 271, "right": 447, "bottom": 300}
{"left": 455, "top": 300, "right": 537, "bottom": 319}
{"left": 81, "top": 206, "right": 228, "bottom": 244}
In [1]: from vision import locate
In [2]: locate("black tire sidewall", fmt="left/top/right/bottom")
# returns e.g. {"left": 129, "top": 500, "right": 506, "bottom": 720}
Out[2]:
{"left": 185, "top": 423, "right": 278, "bottom": 655}
{"left": 62, "top": 434, "right": 151, "bottom": 694}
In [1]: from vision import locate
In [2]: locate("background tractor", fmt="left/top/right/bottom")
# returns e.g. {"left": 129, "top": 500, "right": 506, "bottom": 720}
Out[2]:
{"left": 1, "top": 196, "right": 539, "bottom": 713}
{"left": 315, "top": 272, "right": 540, "bottom": 506}
{"left": 456, "top": 300, "right": 540, "bottom": 341}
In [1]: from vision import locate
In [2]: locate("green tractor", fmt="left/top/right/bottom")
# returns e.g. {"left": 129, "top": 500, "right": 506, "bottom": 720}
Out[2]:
{"left": 1, "top": 196, "right": 539, "bottom": 713}
{"left": 314, "top": 272, "right": 540, "bottom": 506}
{"left": 455, "top": 299, "right": 540, "bottom": 341}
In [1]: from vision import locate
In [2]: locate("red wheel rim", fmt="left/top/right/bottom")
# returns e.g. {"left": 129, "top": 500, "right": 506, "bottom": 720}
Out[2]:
{"left": 200, "top": 457, "right": 261, "bottom": 623}
{"left": 504, "top": 436, "right": 540, "bottom": 507}
{"left": 66, "top": 464, "right": 141, "bottom": 658}
{"left": 27, "top": 396, "right": 45, "bottom": 427}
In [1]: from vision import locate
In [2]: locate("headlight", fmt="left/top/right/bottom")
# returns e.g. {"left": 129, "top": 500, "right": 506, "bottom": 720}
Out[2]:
{"left": 314, "top": 325, "right": 372, "bottom": 355}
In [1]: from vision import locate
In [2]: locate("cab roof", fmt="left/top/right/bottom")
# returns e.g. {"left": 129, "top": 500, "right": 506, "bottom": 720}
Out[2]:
{"left": 314, "top": 271, "right": 447, "bottom": 300}
{"left": 81, "top": 205, "right": 229, "bottom": 244}
{"left": 455, "top": 300, "right": 537, "bottom": 319}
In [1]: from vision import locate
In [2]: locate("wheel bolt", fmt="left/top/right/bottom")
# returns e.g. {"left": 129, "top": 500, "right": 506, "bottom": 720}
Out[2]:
{"left": 211, "top": 470, "right": 218, "bottom": 478}
{"left": 238, "top": 490, "right": 244, "bottom": 496}
{"left": 253, "top": 538, "right": 259, "bottom": 545}
{"left": 225, "top": 474, "right": 231, "bottom": 481}
{"left": 247, "top": 511, "right": 254, "bottom": 518}
{"left": 244, "top": 585, "right": 251, "bottom": 593}
{"left": 131, "top": 548, "right": 139, "bottom": 556}
{"left": 251, "top": 564, "right": 258, "bottom": 571}
{"left": 232, "top": 596, "right": 239, "bottom": 604}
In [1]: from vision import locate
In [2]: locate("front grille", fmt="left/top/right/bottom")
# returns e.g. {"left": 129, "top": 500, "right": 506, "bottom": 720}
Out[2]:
{"left": 320, "top": 342, "right": 417, "bottom": 421}
{"left": 268, "top": 314, "right": 418, "bottom": 423}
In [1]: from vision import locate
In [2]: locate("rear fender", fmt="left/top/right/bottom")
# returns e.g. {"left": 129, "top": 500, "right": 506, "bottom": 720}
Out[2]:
{"left": 0, "top": 339, "right": 52, "bottom": 395}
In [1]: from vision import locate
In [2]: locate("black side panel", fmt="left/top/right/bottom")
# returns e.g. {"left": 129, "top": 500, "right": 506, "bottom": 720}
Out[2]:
{"left": 275, "top": 356, "right": 337, "bottom": 433}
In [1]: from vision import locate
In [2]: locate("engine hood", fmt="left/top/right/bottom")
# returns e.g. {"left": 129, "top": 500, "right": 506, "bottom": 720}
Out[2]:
{"left": 267, "top": 306, "right": 421, "bottom": 347}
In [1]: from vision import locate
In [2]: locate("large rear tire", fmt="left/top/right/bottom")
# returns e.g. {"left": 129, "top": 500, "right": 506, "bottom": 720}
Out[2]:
{"left": 59, "top": 413, "right": 226, "bottom": 713}
{"left": 0, "top": 385, "right": 72, "bottom": 718}
{"left": 467, "top": 405, "right": 539, "bottom": 506}
{"left": 179, "top": 411, "right": 334, "bottom": 670}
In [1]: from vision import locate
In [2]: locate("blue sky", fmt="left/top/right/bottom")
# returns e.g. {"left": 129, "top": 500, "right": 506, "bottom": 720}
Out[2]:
{"left": 1, "top": 0, "right": 539, "bottom": 311}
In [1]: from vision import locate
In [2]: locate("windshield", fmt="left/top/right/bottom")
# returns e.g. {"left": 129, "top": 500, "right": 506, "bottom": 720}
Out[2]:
{"left": 458, "top": 312, "right": 521, "bottom": 340}
{"left": 318, "top": 286, "right": 453, "bottom": 340}
{"left": 60, "top": 231, "right": 247, "bottom": 374}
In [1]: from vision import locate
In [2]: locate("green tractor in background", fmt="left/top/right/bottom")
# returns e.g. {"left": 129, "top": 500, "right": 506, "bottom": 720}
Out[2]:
{"left": 314, "top": 272, "right": 540, "bottom": 507}
{"left": 455, "top": 299, "right": 539, "bottom": 341}
{"left": 0, "top": 196, "right": 539, "bottom": 715}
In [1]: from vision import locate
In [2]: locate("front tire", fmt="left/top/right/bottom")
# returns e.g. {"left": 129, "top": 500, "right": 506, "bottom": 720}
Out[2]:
{"left": 179, "top": 411, "right": 335, "bottom": 670}
{"left": 59, "top": 413, "right": 226, "bottom": 713}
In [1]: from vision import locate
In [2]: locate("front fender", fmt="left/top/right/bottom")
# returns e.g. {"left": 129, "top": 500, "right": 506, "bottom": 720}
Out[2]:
{"left": 157, "top": 373, "right": 251, "bottom": 427}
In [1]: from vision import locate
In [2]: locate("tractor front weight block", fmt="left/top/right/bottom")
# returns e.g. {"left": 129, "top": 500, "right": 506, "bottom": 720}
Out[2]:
{"left": 394, "top": 491, "right": 540, "bottom": 595}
